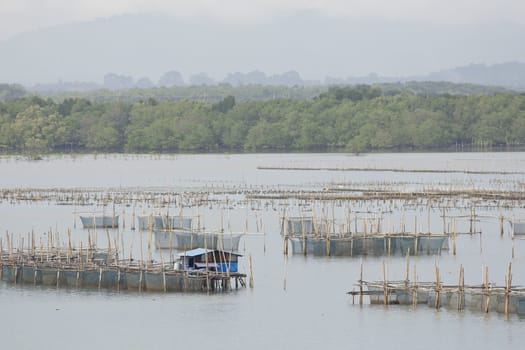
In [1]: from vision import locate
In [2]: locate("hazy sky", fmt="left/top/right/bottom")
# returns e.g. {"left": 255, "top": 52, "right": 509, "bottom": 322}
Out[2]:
{"left": 1, "top": 0, "right": 524, "bottom": 84}
{"left": 1, "top": 0, "right": 524, "bottom": 41}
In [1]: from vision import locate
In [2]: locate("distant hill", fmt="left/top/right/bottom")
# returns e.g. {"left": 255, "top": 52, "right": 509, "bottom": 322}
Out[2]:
{"left": 425, "top": 62, "right": 525, "bottom": 90}
{"left": 338, "top": 62, "right": 525, "bottom": 91}
{"left": 22, "top": 62, "right": 525, "bottom": 95}
{"left": 1, "top": 12, "right": 524, "bottom": 87}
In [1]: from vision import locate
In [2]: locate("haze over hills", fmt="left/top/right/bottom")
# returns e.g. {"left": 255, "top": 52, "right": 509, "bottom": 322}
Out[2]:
{"left": 1, "top": 12, "right": 525, "bottom": 89}
{"left": 16, "top": 62, "right": 525, "bottom": 94}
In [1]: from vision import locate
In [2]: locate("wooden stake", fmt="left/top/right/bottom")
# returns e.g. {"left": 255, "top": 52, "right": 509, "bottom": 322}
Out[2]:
{"left": 249, "top": 254, "right": 254, "bottom": 288}
{"left": 359, "top": 259, "right": 363, "bottom": 305}
{"left": 382, "top": 260, "right": 388, "bottom": 305}
{"left": 412, "top": 264, "right": 417, "bottom": 308}
{"left": 283, "top": 254, "right": 288, "bottom": 291}
{"left": 484, "top": 266, "right": 490, "bottom": 313}
{"left": 505, "top": 262, "right": 512, "bottom": 316}
{"left": 499, "top": 213, "right": 504, "bottom": 237}
{"left": 453, "top": 218, "right": 457, "bottom": 256}
{"left": 457, "top": 264, "right": 464, "bottom": 310}
{"left": 434, "top": 259, "right": 440, "bottom": 309}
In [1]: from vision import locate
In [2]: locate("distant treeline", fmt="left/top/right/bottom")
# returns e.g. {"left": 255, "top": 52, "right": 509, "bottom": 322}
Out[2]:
{"left": 24, "top": 81, "right": 511, "bottom": 104}
{"left": 0, "top": 84, "right": 524, "bottom": 154}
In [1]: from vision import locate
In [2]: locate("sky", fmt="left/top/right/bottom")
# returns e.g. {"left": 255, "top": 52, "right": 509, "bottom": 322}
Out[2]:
{"left": 1, "top": 0, "right": 525, "bottom": 41}
{"left": 1, "top": 0, "right": 524, "bottom": 85}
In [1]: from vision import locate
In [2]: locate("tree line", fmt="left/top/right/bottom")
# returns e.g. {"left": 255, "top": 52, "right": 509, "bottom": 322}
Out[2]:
{"left": 1, "top": 85, "right": 524, "bottom": 154}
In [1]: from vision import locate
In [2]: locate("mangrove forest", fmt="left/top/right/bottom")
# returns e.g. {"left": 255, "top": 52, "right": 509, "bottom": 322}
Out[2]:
{"left": 1, "top": 83, "right": 525, "bottom": 154}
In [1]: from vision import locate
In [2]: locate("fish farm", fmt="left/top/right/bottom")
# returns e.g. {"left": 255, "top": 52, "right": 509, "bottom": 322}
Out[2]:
{"left": 2, "top": 153, "right": 525, "bottom": 324}
{"left": 348, "top": 262, "right": 525, "bottom": 316}
{"left": 0, "top": 232, "right": 248, "bottom": 293}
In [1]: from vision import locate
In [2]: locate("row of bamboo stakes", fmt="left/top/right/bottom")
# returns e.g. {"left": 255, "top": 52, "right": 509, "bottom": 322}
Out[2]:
{"left": 2, "top": 179, "right": 525, "bottom": 206}
{"left": 280, "top": 205, "right": 521, "bottom": 257}
{"left": 0, "top": 227, "right": 252, "bottom": 289}
{"left": 349, "top": 255, "right": 524, "bottom": 316}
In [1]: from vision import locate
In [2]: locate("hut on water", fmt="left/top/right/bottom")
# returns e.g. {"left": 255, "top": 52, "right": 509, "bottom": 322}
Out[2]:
{"left": 178, "top": 248, "right": 242, "bottom": 273}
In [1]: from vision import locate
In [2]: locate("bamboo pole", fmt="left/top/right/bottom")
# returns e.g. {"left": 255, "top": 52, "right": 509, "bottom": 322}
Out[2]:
{"left": 457, "top": 264, "right": 464, "bottom": 310}
{"left": 499, "top": 213, "right": 504, "bottom": 237}
{"left": 0, "top": 237, "right": 3, "bottom": 282}
{"left": 131, "top": 204, "right": 136, "bottom": 231}
{"left": 283, "top": 253, "right": 288, "bottom": 291}
{"left": 413, "top": 216, "right": 418, "bottom": 256}
{"left": 160, "top": 251, "right": 166, "bottom": 293}
{"left": 412, "top": 264, "right": 417, "bottom": 308}
{"left": 442, "top": 207, "right": 446, "bottom": 234}
{"left": 484, "top": 266, "right": 490, "bottom": 313}
{"left": 405, "top": 251, "right": 410, "bottom": 284}
{"left": 505, "top": 262, "right": 512, "bottom": 316}
{"left": 204, "top": 233, "right": 210, "bottom": 292}
{"left": 434, "top": 259, "right": 440, "bottom": 309}
{"left": 382, "top": 260, "right": 388, "bottom": 305}
{"left": 359, "top": 259, "right": 363, "bottom": 305}
{"left": 453, "top": 218, "right": 457, "bottom": 256}
{"left": 249, "top": 254, "right": 254, "bottom": 288}
{"left": 262, "top": 218, "right": 266, "bottom": 255}
{"left": 427, "top": 205, "right": 431, "bottom": 235}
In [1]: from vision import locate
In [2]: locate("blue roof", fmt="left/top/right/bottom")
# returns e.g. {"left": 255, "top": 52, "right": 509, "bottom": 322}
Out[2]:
{"left": 179, "top": 248, "right": 213, "bottom": 257}
{"left": 178, "top": 248, "right": 243, "bottom": 257}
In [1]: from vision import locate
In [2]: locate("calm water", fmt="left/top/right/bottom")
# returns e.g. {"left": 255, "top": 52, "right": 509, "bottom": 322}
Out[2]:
{"left": 1, "top": 153, "right": 524, "bottom": 349}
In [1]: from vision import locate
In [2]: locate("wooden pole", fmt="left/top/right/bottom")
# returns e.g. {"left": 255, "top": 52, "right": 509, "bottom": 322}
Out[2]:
{"left": 405, "top": 251, "right": 410, "bottom": 284}
{"left": 453, "top": 218, "right": 457, "bottom": 256}
{"left": 283, "top": 253, "right": 288, "bottom": 291}
{"left": 412, "top": 264, "right": 417, "bottom": 308}
{"left": 484, "top": 266, "right": 490, "bottom": 313}
{"left": 505, "top": 262, "right": 512, "bottom": 316}
{"left": 359, "top": 259, "right": 363, "bottom": 305}
{"left": 442, "top": 207, "right": 446, "bottom": 234}
{"left": 413, "top": 216, "right": 418, "bottom": 256}
{"left": 427, "top": 205, "right": 430, "bottom": 235}
{"left": 249, "top": 254, "right": 254, "bottom": 288}
{"left": 204, "top": 233, "right": 210, "bottom": 292}
{"left": 160, "top": 251, "right": 166, "bottom": 293}
{"left": 382, "top": 260, "right": 388, "bottom": 305}
{"left": 434, "top": 259, "right": 440, "bottom": 309}
{"left": 131, "top": 205, "right": 136, "bottom": 231}
{"left": 457, "top": 264, "right": 464, "bottom": 310}
{"left": 262, "top": 218, "right": 266, "bottom": 255}
{"left": 469, "top": 206, "right": 473, "bottom": 234}
{"left": 499, "top": 213, "right": 504, "bottom": 237}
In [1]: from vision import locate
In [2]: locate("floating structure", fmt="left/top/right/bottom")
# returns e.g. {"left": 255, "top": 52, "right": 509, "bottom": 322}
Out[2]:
{"left": 509, "top": 221, "right": 525, "bottom": 237}
{"left": 287, "top": 234, "right": 448, "bottom": 256}
{"left": 178, "top": 248, "right": 242, "bottom": 273}
{"left": 154, "top": 230, "right": 243, "bottom": 251}
{"left": 79, "top": 215, "right": 119, "bottom": 229}
{"left": 137, "top": 215, "right": 193, "bottom": 231}
{"left": 0, "top": 236, "right": 247, "bottom": 293}
{"left": 1, "top": 260, "right": 246, "bottom": 293}
{"left": 283, "top": 217, "right": 448, "bottom": 256}
{"left": 348, "top": 263, "right": 525, "bottom": 317}
{"left": 136, "top": 213, "right": 244, "bottom": 251}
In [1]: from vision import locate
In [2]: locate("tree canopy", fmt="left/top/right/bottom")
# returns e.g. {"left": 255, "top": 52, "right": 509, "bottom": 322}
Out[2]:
{"left": 1, "top": 84, "right": 524, "bottom": 154}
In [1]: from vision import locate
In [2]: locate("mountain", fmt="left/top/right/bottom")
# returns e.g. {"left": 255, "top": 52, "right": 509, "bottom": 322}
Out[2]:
{"left": 0, "top": 12, "right": 524, "bottom": 86}
{"left": 426, "top": 62, "right": 525, "bottom": 89}
{"left": 24, "top": 62, "right": 525, "bottom": 94}
{"left": 338, "top": 62, "right": 525, "bottom": 90}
